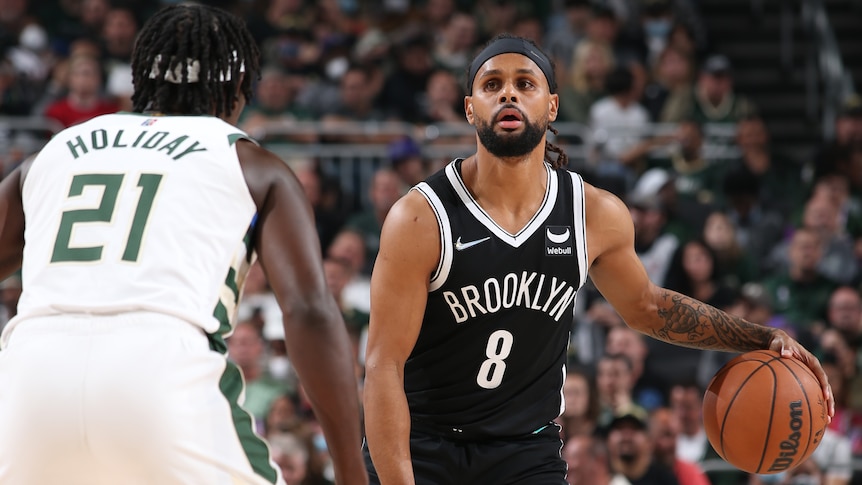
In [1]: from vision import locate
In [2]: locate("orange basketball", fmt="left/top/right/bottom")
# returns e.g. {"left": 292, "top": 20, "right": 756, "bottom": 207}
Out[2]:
{"left": 702, "top": 350, "right": 829, "bottom": 475}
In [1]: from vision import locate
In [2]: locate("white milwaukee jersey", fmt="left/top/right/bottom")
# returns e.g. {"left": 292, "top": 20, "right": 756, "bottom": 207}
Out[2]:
{"left": 6, "top": 113, "right": 258, "bottom": 343}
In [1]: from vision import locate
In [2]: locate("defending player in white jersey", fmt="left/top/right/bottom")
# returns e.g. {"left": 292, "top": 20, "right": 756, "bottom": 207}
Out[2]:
{"left": 0, "top": 5, "right": 367, "bottom": 485}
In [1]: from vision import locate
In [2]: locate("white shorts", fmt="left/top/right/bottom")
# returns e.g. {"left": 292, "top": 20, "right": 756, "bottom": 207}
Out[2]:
{"left": 0, "top": 312, "right": 285, "bottom": 485}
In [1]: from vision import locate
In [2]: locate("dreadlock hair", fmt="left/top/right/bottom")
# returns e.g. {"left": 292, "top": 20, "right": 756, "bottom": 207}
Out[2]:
{"left": 131, "top": 4, "right": 260, "bottom": 118}
{"left": 465, "top": 33, "right": 570, "bottom": 170}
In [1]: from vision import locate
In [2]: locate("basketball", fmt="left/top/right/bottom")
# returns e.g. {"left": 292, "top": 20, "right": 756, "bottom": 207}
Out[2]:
{"left": 702, "top": 350, "right": 829, "bottom": 475}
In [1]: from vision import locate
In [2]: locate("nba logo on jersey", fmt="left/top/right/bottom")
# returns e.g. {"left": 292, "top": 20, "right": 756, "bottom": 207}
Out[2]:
{"left": 141, "top": 118, "right": 158, "bottom": 126}
{"left": 545, "top": 226, "right": 572, "bottom": 257}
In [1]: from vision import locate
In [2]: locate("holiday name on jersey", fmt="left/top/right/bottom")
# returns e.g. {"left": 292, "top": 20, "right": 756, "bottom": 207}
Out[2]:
{"left": 443, "top": 271, "right": 576, "bottom": 323}
{"left": 65, "top": 129, "right": 207, "bottom": 161}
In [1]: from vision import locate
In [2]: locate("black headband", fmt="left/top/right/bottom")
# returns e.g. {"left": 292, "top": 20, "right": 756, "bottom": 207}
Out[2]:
{"left": 467, "top": 37, "right": 556, "bottom": 94}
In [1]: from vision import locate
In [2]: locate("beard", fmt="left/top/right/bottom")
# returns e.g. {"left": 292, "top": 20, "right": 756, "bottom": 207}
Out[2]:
{"left": 475, "top": 109, "right": 547, "bottom": 158}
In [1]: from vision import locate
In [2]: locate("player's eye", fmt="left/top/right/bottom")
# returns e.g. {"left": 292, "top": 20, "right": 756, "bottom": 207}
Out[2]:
{"left": 484, "top": 80, "right": 499, "bottom": 90}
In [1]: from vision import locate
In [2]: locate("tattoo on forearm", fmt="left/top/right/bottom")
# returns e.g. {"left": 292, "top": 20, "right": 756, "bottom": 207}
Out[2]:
{"left": 651, "top": 290, "right": 774, "bottom": 352}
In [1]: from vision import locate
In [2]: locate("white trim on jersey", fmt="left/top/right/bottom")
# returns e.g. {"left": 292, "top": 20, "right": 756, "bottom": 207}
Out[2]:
{"left": 413, "top": 183, "right": 453, "bottom": 292}
{"left": 445, "top": 161, "right": 558, "bottom": 248}
{"left": 568, "top": 171, "right": 589, "bottom": 289}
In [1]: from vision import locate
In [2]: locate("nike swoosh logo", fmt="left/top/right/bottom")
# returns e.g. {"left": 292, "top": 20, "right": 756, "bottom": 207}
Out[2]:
{"left": 455, "top": 236, "right": 491, "bottom": 251}
{"left": 546, "top": 228, "right": 570, "bottom": 244}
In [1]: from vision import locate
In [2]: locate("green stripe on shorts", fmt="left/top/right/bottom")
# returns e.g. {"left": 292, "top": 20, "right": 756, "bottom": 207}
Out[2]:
{"left": 219, "top": 360, "right": 279, "bottom": 484}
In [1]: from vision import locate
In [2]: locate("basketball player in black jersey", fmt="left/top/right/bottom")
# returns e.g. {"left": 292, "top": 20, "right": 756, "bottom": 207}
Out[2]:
{"left": 362, "top": 34, "right": 834, "bottom": 484}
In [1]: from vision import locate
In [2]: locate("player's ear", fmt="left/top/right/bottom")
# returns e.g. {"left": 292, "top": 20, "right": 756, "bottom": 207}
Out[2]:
{"left": 548, "top": 93, "right": 559, "bottom": 122}
{"left": 465, "top": 96, "right": 475, "bottom": 125}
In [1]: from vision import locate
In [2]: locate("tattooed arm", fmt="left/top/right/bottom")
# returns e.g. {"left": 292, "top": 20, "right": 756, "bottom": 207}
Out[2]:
{"left": 650, "top": 289, "right": 774, "bottom": 351}
{"left": 583, "top": 183, "right": 835, "bottom": 417}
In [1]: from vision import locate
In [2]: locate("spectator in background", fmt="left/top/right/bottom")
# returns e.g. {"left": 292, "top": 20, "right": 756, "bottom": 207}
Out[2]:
{"left": 702, "top": 210, "right": 760, "bottom": 289}
{"left": 768, "top": 189, "right": 859, "bottom": 286}
{"left": 326, "top": 228, "right": 371, "bottom": 317}
{"left": 732, "top": 115, "right": 809, "bottom": 219}
{"left": 606, "top": 325, "right": 667, "bottom": 411}
{"left": 511, "top": 15, "right": 544, "bottom": 46}
{"left": 246, "top": 0, "right": 318, "bottom": 70}
{"left": 563, "top": 434, "right": 621, "bottom": 485}
{"left": 639, "top": 0, "right": 675, "bottom": 68}
{"left": 665, "top": 54, "right": 757, "bottom": 124}
{"left": 43, "top": 54, "right": 118, "bottom": 127}
{"left": 387, "top": 136, "right": 427, "bottom": 188}
{"left": 596, "top": 353, "right": 647, "bottom": 429}
{"left": 646, "top": 119, "right": 728, "bottom": 208}
{"left": 418, "top": 69, "right": 465, "bottom": 125}
{"left": 762, "top": 226, "right": 837, "bottom": 338}
{"left": 648, "top": 407, "right": 710, "bottom": 485}
{"left": 268, "top": 432, "right": 310, "bottom": 485}
{"left": 820, "top": 350, "right": 862, "bottom": 457}
{"left": 606, "top": 411, "right": 680, "bottom": 485}
{"left": 239, "top": 65, "right": 314, "bottom": 142}
{"left": 627, "top": 173, "right": 679, "bottom": 287}
{"left": 101, "top": 6, "right": 138, "bottom": 110}
{"left": 558, "top": 367, "right": 600, "bottom": 441}
{"left": 642, "top": 46, "right": 695, "bottom": 122}
{"left": 421, "top": 0, "right": 456, "bottom": 35}
{"left": 323, "top": 64, "right": 387, "bottom": 124}
{"left": 378, "top": 29, "right": 434, "bottom": 124}
{"left": 544, "top": 0, "right": 592, "bottom": 75}
{"left": 79, "top": 0, "right": 109, "bottom": 39}
{"left": 0, "top": 57, "right": 40, "bottom": 115}
{"left": 433, "top": 11, "right": 478, "bottom": 76}
{"left": 226, "top": 321, "right": 292, "bottom": 428}
{"left": 589, "top": 65, "right": 650, "bottom": 177}
{"left": 825, "top": 286, "right": 862, "bottom": 358}
{"left": 294, "top": 162, "right": 347, "bottom": 252}
{"left": 721, "top": 166, "right": 788, "bottom": 269}
{"left": 559, "top": 39, "right": 615, "bottom": 123}
{"left": 323, "top": 256, "right": 369, "bottom": 334}
{"left": 344, "top": 167, "right": 404, "bottom": 276}
{"left": 670, "top": 381, "right": 748, "bottom": 485}
{"left": 814, "top": 94, "right": 862, "bottom": 174}
{"left": 476, "top": 0, "right": 519, "bottom": 40}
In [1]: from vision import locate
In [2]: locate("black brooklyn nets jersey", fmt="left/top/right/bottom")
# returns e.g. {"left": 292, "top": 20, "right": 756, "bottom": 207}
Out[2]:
{"left": 406, "top": 159, "right": 588, "bottom": 439}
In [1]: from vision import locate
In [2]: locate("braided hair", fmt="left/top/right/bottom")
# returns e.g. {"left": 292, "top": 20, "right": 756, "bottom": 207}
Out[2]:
{"left": 131, "top": 4, "right": 260, "bottom": 118}
{"left": 465, "top": 34, "right": 569, "bottom": 170}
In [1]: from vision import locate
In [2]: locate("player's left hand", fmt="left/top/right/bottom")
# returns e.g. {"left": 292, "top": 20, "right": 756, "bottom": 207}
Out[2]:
{"left": 768, "top": 329, "right": 835, "bottom": 422}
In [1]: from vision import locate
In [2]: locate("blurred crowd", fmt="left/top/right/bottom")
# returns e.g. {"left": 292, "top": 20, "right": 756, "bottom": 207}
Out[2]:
{"left": 1, "top": 0, "right": 862, "bottom": 484}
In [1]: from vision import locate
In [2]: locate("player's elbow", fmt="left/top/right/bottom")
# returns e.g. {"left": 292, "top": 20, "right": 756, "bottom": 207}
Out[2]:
{"left": 279, "top": 294, "right": 341, "bottom": 330}
{"left": 620, "top": 282, "right": 663, "bottom": 333}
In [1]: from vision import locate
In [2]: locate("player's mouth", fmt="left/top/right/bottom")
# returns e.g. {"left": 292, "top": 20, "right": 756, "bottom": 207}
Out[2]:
{"left": 495, "top": 107, "right": 523, "bottom": 130}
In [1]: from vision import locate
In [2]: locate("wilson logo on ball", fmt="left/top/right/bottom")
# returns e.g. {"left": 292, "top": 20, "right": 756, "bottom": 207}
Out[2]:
{"left": 767, "top": 400, "right": 803, "bottom": 472}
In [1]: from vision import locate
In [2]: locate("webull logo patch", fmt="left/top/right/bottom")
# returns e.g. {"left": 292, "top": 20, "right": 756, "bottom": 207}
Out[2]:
{"left": 545, "top": 226, "right": 573, "bottom": 257}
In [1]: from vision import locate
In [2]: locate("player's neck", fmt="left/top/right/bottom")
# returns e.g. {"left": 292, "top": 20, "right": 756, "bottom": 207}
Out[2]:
{"left": 462, "top": 151, "right": 548, "bottom": 233}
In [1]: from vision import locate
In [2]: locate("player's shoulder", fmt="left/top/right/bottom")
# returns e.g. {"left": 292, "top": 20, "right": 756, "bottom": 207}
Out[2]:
{"left": 582, "top": 179, "right": 629, "bottom": 217}
{"left": 385, "top": 189, "right": 437, "bottom": 231}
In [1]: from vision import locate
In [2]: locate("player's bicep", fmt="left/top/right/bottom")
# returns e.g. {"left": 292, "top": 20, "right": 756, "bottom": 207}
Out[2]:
{"left": 586, "top": 189, "right": 658, "bottom": 328}
{"left": 366, "top": 192, "right": 440, "bottom": 367}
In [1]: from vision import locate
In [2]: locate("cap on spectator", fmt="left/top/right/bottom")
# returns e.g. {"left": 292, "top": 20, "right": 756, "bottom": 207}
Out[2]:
{"left": 627, "top": 168, "right": 672, "bottom": 210}
{"left": 839, "top": 94, "right": 862, "bottom": 118}
{"left": 353, "top": 29, "right": 390, "bottom": 62}
{"left": 388, "top": 136, "right": 422, "bottom": 165}
{"left": 702, "top": 54, "right": 732, "bottom": 76}
{"left": 608, "top": 410, "right": 649, "bottom": 430}
{"left": 740, "top": 282, "right": 772, "bottom": 309}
